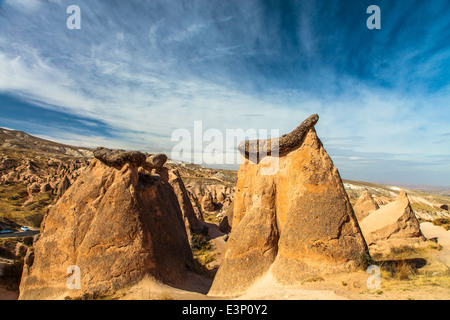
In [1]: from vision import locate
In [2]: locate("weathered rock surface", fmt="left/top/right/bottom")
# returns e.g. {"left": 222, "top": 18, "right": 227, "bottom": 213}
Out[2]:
{"left": 238, "top": 114, "right": 319, "bottom": 160}
{"left": 27, "top": 182, "right": 41, "bottom": 196}
{"left": 209, "top": 115, "right": 368, "bottom": 297}
{"left": 0, "top": 153, "right": 89, "bottom": 199}
{"left": 55, "top": 176, "right": 71, "bottom": 199}
{"left": 168, "top": 169, "right": 203, "bottom": 240}
{"left": 353, "top": 190, "right": 380, "bottom": 221}
{"left": 186, "top": 183, "right": 234, "bottom": 213}
{"left": 147, "top": 154, "right": 168, "bottom": 168}
{"left": 359, "top": 190, "right": 424, "bottom": 252}
{"left": 93, "top": 147, "right": 147, "bottom": 169}
{"left": 19, "top": 149, "right": 193, "bottom": 300}
{"left": 218, "top": 201, "right": 234, "bottom": 234}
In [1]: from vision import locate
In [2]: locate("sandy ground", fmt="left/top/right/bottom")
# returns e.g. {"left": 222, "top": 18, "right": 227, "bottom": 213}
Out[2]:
{"left": 120, "top": 272, "right": 215, "bottom": 300}
{"left": 121, "top": 220, "right": 450, "bottom": 301}
{"left": 233, "top": 271, "right": 349, "bottom": 300}
{"left": 3, "top": 223, "right": 449, "bottom": 301}
{"left": 120, "top": 271, "right": 355, "bottom": 300}
{"left": 121, "top": 262, "right": 449, "bottom": 301}
{"left": 203, "top": 221, "right": 228, "bottom": 267}
{"left": 420, "top": 222, "right": 450, "bottom": 266}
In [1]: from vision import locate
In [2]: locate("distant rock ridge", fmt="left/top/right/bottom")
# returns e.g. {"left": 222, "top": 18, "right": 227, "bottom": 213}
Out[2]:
{"left": 0, "top": 127, "right": 93, "bottom": 158}
{"left": 19, "top": 148, "right": 195, "bottom": 300}
{"left": 209, "top": 115, "right": 368, "bottom": 297}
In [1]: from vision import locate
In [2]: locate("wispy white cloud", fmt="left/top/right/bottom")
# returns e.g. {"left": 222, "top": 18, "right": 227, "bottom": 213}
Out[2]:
{"left": 0, "top": 0, "right": 449, "bottom": 185}
{"left": 4, "top": 0, "right": 41, "bottom": 11}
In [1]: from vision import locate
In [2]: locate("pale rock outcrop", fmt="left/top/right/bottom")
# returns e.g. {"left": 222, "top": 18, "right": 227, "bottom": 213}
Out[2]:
{"left": 353, "top": 190, "right": 379, "bottom": 221}
{"left": 209, "top": 115, "right": 368, "bottom": 297}
{"left": 19, "top": 148, "right": 193, "bottom": 300}
{"left": 359, "top": 190, "right": 424, "bottom": 252}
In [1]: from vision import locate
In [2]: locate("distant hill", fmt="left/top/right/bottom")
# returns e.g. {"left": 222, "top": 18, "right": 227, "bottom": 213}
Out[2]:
{"left": 0, "top": 127, "right": 93, "bottom": 158}
{"left": 377, "top": 181, "right": 450, "bottom": 197}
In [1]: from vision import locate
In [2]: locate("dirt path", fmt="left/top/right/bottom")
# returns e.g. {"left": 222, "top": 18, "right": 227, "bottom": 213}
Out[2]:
{"left": 234, "top": 272, "right": 349, "bottom": 300}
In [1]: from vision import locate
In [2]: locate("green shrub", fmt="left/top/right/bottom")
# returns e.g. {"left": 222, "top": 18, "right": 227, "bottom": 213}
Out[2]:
{"left": 191, "top": 233, "right": 211, "bottom": 251}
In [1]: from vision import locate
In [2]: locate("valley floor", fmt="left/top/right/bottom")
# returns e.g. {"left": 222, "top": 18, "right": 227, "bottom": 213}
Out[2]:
{"left": 117, "top": 222, "right": 450, "bottom": 301}
{"left": 1, "top": 222, "right": 449, "bottom": 301}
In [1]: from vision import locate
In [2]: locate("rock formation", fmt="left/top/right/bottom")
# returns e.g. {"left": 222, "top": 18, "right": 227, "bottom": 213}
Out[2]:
{"left": 353, "top": 190, "right": 380, "bottom": 221}
{"left": 218, "top": 201, "right": 234, "bottom": 234}
{"left": 55, "top": 176, "right": 71, "bottom": 199}
{"left": 0, "top": 154, "right": 89, "bottom": 199}
{"left": 359, "top": 190, "right": 424, "bottom": 253}
{"left": 186, "top": 183, "right": 234, "bottom": 213}
{"left": 19, "top": 148, "right": 193, "bottom": 300}
{"left": 168, "top": 169, "right": 204, "bottom": 240}
{"left": 209, "top": 114, "right": 368, "bottom": 297}
{"left": 238, "top": 114, "right": 319, "bottom": 160}
{"left": 27, "top": 182, "right": 41, "bottom": 196}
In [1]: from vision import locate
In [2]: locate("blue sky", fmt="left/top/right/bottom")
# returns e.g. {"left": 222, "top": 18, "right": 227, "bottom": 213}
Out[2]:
{"left": 0, "top": 0, "right": 449, "bottom": 185}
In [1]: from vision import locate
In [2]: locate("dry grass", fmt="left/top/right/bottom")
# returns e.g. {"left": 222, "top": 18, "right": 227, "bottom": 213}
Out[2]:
{"left": 370, "top": 241, "right": 450, "bottom": 296}
{"left": 411, "top": 203, "right": 441, "bottom": 213}
{"left": 202, "top": 212, "right": 221, "bottom": 224}
{"left": 302, "top": 276, "right": 325, "bottom": 284}
{"left": 0, "top": 182, "right": 52, "bottom": 228}
{"left": 379, "top": 269, "right": 450, "bottom": 294}
{"left": 432, "top": 218, "right": 450, "bottom": 231}
{"left": 388, "top": 245, "right": 422, "bottom": 258}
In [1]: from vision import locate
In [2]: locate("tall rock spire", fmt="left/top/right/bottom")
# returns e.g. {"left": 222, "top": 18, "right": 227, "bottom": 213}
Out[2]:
{"left": 209, "top": 114, "right": 368, "bottom": 297}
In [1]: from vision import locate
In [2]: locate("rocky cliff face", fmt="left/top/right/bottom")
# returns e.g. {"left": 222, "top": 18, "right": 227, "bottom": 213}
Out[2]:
{"left": 209, "top": 115, "right": 368, "bottom": 297}
{"left": 19, "top": 148, "right": 193, "bottom": 300}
